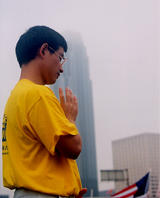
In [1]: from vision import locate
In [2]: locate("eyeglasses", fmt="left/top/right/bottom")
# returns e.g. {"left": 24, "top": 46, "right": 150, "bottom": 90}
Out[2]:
{"left": 48, "top": 46, "right": 67, "bottom": 65}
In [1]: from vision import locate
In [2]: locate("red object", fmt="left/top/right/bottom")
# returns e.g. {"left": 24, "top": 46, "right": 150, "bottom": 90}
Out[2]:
{"left": 76, "top": 188, "right": 87, "bottom": 198}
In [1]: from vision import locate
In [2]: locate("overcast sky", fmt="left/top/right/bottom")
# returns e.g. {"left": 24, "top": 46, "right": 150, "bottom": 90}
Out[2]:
{"left": 0, "top": 0, "right": 160, "bottom": 195}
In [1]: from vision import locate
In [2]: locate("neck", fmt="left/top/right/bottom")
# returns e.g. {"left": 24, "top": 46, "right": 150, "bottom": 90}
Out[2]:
{"left": 20, "top": 60, "right": 45, "bottom": 85}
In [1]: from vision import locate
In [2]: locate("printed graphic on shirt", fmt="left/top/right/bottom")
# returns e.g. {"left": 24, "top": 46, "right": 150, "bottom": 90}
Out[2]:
{"left": 2, "top": 114, "right": 8, "bottom": 155}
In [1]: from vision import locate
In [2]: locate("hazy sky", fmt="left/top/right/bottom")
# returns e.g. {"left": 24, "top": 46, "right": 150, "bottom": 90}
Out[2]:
{"left": 0, "top": 0, "right": 160, "bottom": 195}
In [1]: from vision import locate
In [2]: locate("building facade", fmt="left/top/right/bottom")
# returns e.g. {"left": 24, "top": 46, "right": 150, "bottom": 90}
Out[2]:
{"left": 50, "top": 32, "right": 98, "bottom": 196}
{"left": 112, "top": 133, "right": 160, "bottom": 198}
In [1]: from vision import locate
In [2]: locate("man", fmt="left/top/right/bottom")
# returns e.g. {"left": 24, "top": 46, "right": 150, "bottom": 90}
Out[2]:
{"left": 2, "top": 26, "right": 87, "bottom": 198}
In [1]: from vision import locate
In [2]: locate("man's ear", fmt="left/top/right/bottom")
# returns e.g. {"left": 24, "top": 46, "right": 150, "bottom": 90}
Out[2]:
{"left": 39, "top": 43, "right": 48, "bottom": 57}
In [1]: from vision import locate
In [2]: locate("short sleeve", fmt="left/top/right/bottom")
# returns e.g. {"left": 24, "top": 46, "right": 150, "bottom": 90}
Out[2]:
{"left": 28, "top": 95, "right": 79, "bottom": 155}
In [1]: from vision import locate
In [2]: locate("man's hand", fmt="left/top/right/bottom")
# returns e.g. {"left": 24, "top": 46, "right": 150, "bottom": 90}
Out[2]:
{"left": 76, "top": 188, "right": 87, "bottom": 198}
{"left": 59, "top": 88, "right": 78, "bottom": 123}
{"left": 56, "top": 87, "right": 81, "bottom": 159}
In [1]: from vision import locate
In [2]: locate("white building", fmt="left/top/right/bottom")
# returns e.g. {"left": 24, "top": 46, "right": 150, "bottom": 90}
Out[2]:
{"left": 112, "top": 133, "right": 160, "bottom": 198}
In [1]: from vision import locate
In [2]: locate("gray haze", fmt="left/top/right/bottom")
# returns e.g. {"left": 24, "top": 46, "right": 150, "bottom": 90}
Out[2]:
{"left": 0, "top": 0, "right": 160, "bottom": 195}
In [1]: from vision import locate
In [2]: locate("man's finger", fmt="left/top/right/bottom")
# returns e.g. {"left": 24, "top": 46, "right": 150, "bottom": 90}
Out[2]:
{"left": 66, "top": 87, "right": 71, "bottom": 103}
{"left": 59, "top": 88, "right": 65, "bottom": 105}
{"left": 73, "top": 95, "right": 78, "bottom": 105}
{"left": 73, "top": 95, "right": 78, "bottom": 115}
{"left": 69, "top": 89, "right": 74, "bottom": 104}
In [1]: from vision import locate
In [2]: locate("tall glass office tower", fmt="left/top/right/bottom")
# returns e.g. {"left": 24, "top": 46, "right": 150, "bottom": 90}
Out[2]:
{"left": 50, "top": 32, "right": 98, "bottom": 196}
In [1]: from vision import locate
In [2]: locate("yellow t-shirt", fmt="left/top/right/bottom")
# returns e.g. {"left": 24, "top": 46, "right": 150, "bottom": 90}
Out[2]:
{"left": 2, "top": 79, "right": 82, "bottom": 196}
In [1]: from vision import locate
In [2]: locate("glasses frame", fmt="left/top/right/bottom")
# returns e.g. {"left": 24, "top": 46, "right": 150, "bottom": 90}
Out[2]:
{"left": 48, "top": 45, "right": 67, "bottom": 65}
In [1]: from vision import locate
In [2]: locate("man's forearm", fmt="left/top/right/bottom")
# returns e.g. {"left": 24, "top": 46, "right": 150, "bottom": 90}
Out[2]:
{"left": 56, "top": 134, "right": 82, "bottom": 159}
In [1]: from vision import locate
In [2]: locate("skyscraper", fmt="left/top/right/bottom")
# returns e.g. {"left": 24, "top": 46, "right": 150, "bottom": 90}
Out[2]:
{"left": 112, "top": 133, "right": 160, "bottom": 198}
{"left": 50, "top": 32, "right": 98, "bottom": 196}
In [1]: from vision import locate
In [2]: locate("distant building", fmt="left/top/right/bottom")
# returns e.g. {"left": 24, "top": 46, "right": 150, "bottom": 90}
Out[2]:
{"left": 112, "top": 133, "right": 160, "bottom": 198}
{"left": 157, "top": 184, "right": 160, "bottom": 198}
{"left": 50, "top": 32, "right": 98, "bottom": 196}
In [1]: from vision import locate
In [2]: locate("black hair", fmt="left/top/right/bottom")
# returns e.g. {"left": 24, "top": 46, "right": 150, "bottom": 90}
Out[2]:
{"left": 15, "top": 26, "right": 68, "bottom": 67}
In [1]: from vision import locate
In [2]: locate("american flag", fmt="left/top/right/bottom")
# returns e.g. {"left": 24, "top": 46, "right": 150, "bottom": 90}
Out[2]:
{"left": 111, "top": 172, "right": 149, "bottom": 198}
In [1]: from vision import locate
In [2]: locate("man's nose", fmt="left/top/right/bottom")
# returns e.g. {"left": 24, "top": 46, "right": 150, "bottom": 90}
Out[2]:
{"left": 59, "top": 65, "right": 63, "bottom": 73}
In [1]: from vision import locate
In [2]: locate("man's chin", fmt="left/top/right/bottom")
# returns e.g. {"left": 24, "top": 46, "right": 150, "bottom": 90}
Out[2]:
{"left": 45, "top": 79, "right": 56, "bottom": 85}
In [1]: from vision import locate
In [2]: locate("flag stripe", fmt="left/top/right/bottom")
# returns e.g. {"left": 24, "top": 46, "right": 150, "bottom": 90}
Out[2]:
{"left": 113, "top": 184, "right": 137, "bottom": 195}
{"left": 113, "top": 186, "right": 137, "bottom": 197}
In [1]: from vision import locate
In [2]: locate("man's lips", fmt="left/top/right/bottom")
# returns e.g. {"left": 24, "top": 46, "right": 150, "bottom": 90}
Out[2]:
{"left": 56, "top": 72, "right": 60, "bottom": 78}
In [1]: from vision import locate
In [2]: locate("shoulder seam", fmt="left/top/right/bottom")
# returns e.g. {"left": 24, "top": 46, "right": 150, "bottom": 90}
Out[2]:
{"left": 27, "top": 96, "right": 42, "bottom": 115}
